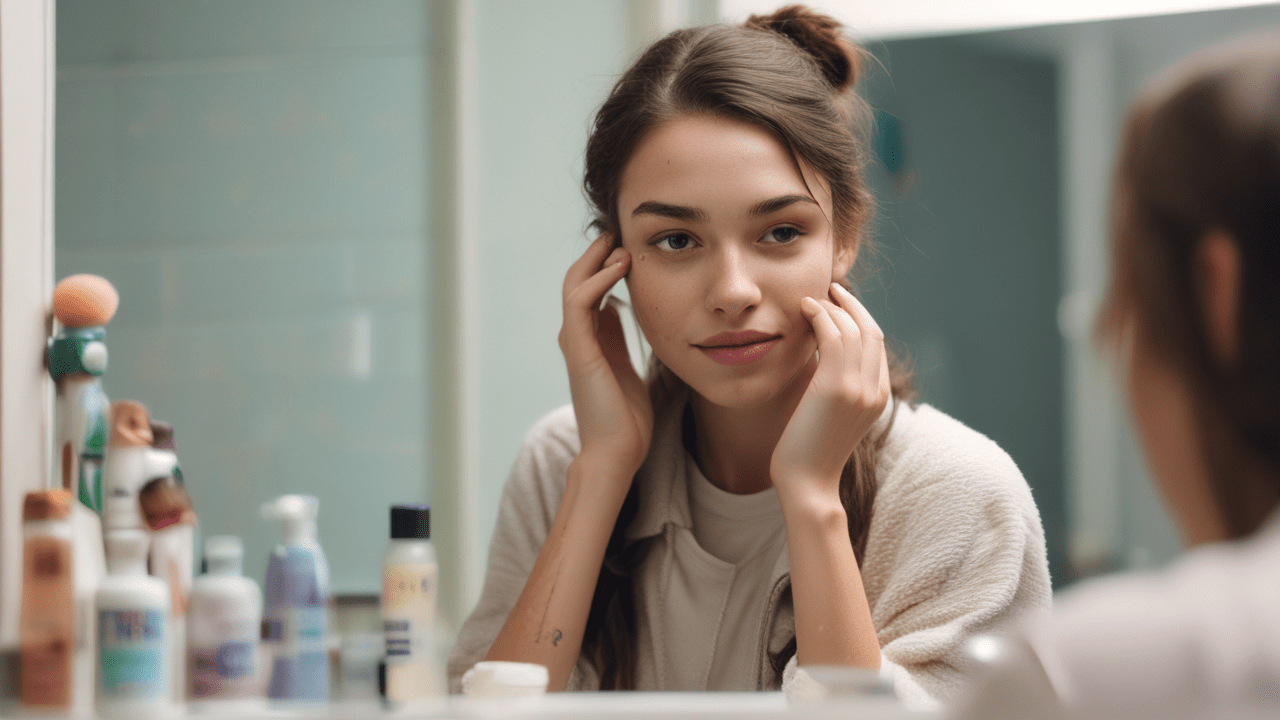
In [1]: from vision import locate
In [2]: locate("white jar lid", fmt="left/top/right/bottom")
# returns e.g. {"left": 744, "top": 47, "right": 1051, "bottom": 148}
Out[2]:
{"left": 463, "top": 661, "right": 549, "bottom": 697}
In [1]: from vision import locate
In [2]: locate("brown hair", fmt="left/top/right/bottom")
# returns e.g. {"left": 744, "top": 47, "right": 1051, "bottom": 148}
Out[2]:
{"left": 1099, "top": 33, "right": 1280, "bottom": 539}
{"left": 578, "top": 5, "right": 914, "bottom": 689}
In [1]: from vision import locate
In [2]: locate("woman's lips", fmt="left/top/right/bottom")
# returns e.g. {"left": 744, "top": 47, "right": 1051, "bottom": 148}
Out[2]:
{"left": 695, "top": 331, "right": 781, "bottom": 366}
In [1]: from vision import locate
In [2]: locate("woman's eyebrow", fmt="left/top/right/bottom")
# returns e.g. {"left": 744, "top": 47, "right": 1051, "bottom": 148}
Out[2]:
{"left": 630, "top": 201, "right": 707, "bottom": 222}
{"left": 749, "top": 194, "right": 818, "bottom": 218}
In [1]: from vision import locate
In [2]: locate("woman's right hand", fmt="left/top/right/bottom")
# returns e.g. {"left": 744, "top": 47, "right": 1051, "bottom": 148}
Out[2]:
{"left": 558, "top": 234, "right": 654, "bottom": 485}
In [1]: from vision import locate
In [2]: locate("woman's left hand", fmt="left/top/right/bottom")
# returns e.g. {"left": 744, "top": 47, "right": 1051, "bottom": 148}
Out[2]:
{"left": 770, "top": 283, "right": 891, "bottom": 504}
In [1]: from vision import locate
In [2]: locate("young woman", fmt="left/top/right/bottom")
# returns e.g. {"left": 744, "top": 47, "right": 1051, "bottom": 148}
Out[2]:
{"left": 448, "top": 6, "right": 1050, "bottom": 706}
{"left": 988, "top": 33, "right": 1280, "bottom": 718}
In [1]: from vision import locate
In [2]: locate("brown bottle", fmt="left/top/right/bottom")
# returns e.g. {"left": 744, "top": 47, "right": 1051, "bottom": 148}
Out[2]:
{"left": 20, "top": 489, "right": 75, "bottom": 707}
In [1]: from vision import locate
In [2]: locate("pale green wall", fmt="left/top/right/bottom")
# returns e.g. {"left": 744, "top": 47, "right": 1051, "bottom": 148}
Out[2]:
{"left": 56, "top": 0, "right": 432, "bottom": 594}
{"left": 860, "top": 38, "right": 1068, "bottom": 585}
{"left": 472, "top": 1, "right": 637, "bottom": 566}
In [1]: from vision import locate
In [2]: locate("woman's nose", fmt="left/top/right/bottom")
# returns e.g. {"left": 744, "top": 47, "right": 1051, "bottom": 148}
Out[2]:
{"left": 705, "top": 248, "right": 761, "bottom": 316}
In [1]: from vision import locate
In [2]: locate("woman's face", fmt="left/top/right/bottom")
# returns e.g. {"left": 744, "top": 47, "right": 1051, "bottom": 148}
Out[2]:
{"left": 617, "top": 115, "right": 855, "bottom": 409}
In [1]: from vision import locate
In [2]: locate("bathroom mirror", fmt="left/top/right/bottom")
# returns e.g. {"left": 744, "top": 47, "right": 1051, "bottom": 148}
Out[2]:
{"left": 49, "top": 0, "right": 1280, "bottom": 624}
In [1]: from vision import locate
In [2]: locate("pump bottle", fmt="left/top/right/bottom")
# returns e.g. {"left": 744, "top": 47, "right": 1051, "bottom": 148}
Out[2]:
{"left": 261, "top": 494, "right": 330, "bottom": 702}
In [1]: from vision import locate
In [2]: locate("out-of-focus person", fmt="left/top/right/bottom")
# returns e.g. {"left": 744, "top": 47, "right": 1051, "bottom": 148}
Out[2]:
{"left": 960, "top": 30, "right": 1280, "bottom": 720}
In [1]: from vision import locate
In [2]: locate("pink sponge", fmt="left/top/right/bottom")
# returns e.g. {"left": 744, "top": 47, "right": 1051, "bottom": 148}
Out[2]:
{"left": 53, "top": 274, "right": 118, "bottom": 328}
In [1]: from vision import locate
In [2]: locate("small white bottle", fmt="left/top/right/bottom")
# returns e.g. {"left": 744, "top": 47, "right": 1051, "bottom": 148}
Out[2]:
{"left": 95, "top": 529, "right": 170, "bottom": 717}
{"left": 188, "top": 535, "right": 263, "bottom": 709}
{"left": 382, "top": 504, "right": 441, "bottom": 704}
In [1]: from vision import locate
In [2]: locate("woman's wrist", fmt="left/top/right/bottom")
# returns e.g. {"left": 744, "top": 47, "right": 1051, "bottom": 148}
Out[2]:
{"left": 566, "top": 453, "right": 637, "bottom": 508}
{"left": 776, "top": 482, "right": 847, "bottom": 533}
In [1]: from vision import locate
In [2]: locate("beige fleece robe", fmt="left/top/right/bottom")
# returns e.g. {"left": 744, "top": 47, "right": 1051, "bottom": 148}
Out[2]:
{"left": 448, "top": 388, "right": 1051, "bottom": 708}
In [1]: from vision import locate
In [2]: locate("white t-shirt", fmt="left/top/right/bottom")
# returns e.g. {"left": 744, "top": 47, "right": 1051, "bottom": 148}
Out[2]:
{"left": 660, "top": 451, "right": 787, "bottom": 690}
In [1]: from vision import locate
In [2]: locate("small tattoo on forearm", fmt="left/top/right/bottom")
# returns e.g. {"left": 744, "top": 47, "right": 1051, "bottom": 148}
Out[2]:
{"left": 552, "top": 629, "right": 562, "bottom": 646}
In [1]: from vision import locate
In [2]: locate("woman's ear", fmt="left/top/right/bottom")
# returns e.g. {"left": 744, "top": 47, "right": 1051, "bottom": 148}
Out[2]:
{"left": 832, "top": 236, "right": 858, "bottom": 282}
{"left": 1196, "top": 230, "right": 1241, "bottom": 368}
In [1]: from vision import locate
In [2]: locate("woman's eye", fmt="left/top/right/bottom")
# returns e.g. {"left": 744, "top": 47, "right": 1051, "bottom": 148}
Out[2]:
{"left": 764, "top": 226, "right": 801, "bottom": 244}
{"left": 654, "top": 233, "right": 694, "bottom": 251}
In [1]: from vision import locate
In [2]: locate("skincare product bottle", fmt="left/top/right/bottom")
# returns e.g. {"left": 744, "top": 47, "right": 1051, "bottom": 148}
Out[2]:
{"left": 382, "top": 504, "right": 441, "bottom": 703}
{"left": 188, "top": 535, "right": 263, "bottom": 707}
{"left": 48, "top": 273, "right": 117, "bottom": 709}
{"left": 102, "top": 400, "right": 161, "bottom": 532}
{"left": 20, "top": 489, "right": 75, "bottom": 708}
{"left": 139, "top": 422, "right": 195, "bottom": 703}
{"left": 95, "top": 529, "right": 170, "bottom": 716}
{"left": 261, "top": 494, "right": 330, "bottom": 702}
{"left": 48, "top": 274, "right": 116, "bottom": 515}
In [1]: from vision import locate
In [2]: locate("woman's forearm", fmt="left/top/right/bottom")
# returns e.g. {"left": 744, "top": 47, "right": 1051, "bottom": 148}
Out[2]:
{"left": 781, "top": 492, "right": 881, "bottom": 670}
{"left": 483, "top": 456, "right": 632, "bottom": 690}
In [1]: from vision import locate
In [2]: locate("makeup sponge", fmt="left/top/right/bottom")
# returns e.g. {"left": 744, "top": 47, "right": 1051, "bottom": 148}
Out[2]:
{"left": 52, "top": 274, "right": 118, "bottom": 328}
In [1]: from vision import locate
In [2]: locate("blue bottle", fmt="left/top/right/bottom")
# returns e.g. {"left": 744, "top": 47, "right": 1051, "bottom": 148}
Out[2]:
{"left": 260, "top": 495, "right": 330, "bottom": 702}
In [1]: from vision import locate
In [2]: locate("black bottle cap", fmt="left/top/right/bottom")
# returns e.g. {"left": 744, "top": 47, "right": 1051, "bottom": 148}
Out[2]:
{"left": 390, "top": 504, "right": 430, "bottom": 539}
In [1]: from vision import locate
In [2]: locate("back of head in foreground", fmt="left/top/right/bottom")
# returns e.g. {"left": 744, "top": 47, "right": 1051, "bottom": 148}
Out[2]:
{"left": 1102, "top": 31, "right": 1280, "bottom": 541}
{"left": 953, "top": 31, "right": 1280, "bottom": 720}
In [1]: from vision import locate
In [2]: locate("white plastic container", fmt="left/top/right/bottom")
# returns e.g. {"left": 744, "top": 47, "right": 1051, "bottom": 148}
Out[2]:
{"left": 187, "top": 535, "right": 263, "bottom": 709}
{"left": 462, "top": 661, "right": 549, "bottom": 698}
{"left": 95, "top": 529, "right": 171, "bottom": 717}
{"left": 381, "top": 504, "right": 441, "bottom": 703}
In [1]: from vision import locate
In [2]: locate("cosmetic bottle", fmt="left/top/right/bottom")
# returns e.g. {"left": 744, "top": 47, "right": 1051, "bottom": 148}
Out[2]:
{"left": 20, "top": 489, "right": 75, "bottom": 708}
{"left": 95, "top": 529, "right": 170, "bottom": 716}
{"left": 139, "top": 422, "right": 196, "bottom": 703}
{"left": 48, "top": 273, "right": 116, "bottom": 709}
{"left": 261, "top": 494, "right": 331, "bottom": 702}
{"left": 188, "top": 535, "right": 263, "bottom": 708}
{"left": 382, "top": 504, "right": 441, "bottom": 704}
{"left": 102, "top": 400, "right": 166, "bottom": 532}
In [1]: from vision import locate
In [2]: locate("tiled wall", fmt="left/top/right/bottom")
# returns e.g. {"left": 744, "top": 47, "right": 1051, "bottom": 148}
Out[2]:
{"left": 56, "top": 0, "right": 431, "bottom": 594}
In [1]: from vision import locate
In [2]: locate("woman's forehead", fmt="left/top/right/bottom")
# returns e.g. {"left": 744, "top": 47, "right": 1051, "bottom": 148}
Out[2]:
{"left": 618, "top": 116, "right": 829, "bottom": 216}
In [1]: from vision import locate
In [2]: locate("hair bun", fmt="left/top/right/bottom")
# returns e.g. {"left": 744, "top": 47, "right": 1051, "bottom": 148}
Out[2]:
{"left": 745, "top": 5, "right": 859, "bottom": 92}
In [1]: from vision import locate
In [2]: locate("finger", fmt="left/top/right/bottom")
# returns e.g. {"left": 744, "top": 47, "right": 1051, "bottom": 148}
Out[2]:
{"left": 830, "top": 283, "right": 886, "bottom": 390}
{"left": 565, "top": 251, "right": 630, "bottom": 313}
{"left": 560, "top": 253, "right": 631, "bottom": 355}
{"left": 562, "top": 234, "right": 616, "bottom": 298}
{"left": 830, "top": 284, "right": 885, "bottom": 348}
{"left": 815, "top": 296, "right": 863, "bottom": 378}
{"left": 597, "top": 300, "right": 640, "bottom": 382}
{"left": 800, "top": 296, "right": 844, "bottom": 382}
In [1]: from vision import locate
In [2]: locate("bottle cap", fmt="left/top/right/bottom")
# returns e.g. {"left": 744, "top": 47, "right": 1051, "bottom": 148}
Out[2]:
{"left": 150, "top": 421, "right": 176, "bottom": 451}
{"left": 104, "top": 529, "right": 150, "bottom": 576}
{"left": 204, "top": 535, "right": 244, "bottom": 576}
{"left": 390, "top": 505, "right": 430, "bottom": 539}
{"left": 23, "top": 489, "right": 72, "bottom": 521}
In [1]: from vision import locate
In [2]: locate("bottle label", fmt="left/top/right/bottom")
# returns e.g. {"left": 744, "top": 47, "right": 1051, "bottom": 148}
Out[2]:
{"left": 262, "top": 546, "right": 329, "bottom": 701}
{"left": 98, "top": 609, "right": 166, "bottom": 700}
{"left": 20, "top": 537, "right": 74, "bottom": 706}
{"left": 191, "top": 641, "right": 256, "bottom": 699}
{"left": 382, "top": 562, "right": 439, "bottom": 700}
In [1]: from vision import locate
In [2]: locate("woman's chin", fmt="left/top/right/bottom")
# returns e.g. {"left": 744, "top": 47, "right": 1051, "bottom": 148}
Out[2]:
{"left": 682, "top": 372, "right": 801, "bottom": 411}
